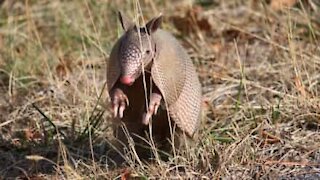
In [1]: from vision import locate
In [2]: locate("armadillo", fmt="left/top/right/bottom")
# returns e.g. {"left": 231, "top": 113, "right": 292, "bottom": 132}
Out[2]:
{"left": 106, "top": 11, "right": 201, "bottom": 153}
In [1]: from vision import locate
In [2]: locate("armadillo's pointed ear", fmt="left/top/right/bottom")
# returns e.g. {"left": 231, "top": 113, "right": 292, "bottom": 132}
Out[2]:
{"left": 146, "top": 14, "right": 163, "bottom": 34}
{"left": 118, "top": 11, "right": 133, "bottom": 31}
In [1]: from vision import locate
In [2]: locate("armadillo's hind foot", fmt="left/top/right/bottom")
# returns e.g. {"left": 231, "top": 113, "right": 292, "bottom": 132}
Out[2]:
{"left": 111, "top": 88, "right": 129, "bottom": 118}
{"left": 142, "top": 92, "right": 162, "bottom": 125}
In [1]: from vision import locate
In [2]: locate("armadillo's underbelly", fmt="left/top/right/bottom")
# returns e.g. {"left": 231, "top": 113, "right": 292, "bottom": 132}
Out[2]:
{"left": 121, "top": 74, "right": 171, "bottom": 141}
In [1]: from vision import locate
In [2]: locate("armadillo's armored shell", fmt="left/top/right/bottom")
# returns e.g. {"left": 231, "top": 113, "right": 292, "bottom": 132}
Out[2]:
{"left": 107, "top": 36, "right": 122, "bottom": 93}
{"left": 152, "top": 30, "right": 202, "bottom": 137}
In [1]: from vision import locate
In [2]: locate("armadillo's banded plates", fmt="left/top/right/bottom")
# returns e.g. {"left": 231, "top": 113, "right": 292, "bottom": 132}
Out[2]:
{"left": 107, "top": 37, "right": 122, "bottom": 94}
{"left": 152, "top": 30, "right": 201, "bottom": 137}
{"left": 167, "top": 59, "right": 201, "bottom": 136}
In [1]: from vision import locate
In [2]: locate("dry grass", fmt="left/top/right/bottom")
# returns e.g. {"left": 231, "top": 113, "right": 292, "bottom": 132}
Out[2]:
{"left": 0, "top": 0, "right": 320, "bottom": 179}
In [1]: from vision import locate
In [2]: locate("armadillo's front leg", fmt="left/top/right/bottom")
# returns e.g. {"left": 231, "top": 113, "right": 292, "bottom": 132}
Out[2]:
{"left": 110, "top": 86, "right": 129, "bottom": 118}
{"left": 142, "top": 88, "right": 162, "bottom": 125}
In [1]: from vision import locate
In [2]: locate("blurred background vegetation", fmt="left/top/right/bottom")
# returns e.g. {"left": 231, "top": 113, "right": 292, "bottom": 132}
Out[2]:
{"left": 0, "top": 0, "right": 320, "bottom": 179}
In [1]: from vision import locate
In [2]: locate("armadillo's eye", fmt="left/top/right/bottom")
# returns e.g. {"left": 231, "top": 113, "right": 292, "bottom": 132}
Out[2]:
{"left": 145, "top": 50, "right": 150, "bottom": 54}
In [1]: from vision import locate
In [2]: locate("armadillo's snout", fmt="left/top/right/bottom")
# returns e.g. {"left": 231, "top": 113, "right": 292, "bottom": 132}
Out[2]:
{"left": 120, "top": 76, "right": 135, "bottom": 85}
{"left": 120, "top": 43, "right": 141, "bottom": 86}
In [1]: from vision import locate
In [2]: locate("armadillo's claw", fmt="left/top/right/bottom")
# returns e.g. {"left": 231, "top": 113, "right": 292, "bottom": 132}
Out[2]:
{"left": 113, "top": 104, "right": 119, "bottom": 118}
{"left": 142, "top": 112, "right": 151, "bottom": 125}
{"left": 119, "top": 103, "right": 125, "bottom": 118}
{"left": 111, "top": 88, "right": 129, "bottom": 118}
{"left": 149, "top": 93, "right": 162, "bottom": 115}
{"left": 124, "top": 95, "right": 129, "bottom": 106}
{"left": 154, "top": 103, "right": 159, "bottom": 115}
{"left": 142, "top": 93, "right": 162, "bottom": 125}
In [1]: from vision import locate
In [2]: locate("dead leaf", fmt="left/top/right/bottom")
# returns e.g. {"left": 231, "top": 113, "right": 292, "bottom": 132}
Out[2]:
{"left": 24, "top": 128, "right": 34, "bottom": 141}
{"left": 271, "top": 0, "right": 297, "bottom": 11}
{"left": 211, "top": 43, "right": 222, "bottom": 54}
{"left": 261, "top": 130, "right": 281, "bottom": 144}
{"left": 24, "top": 128, "right": 43, "bottom": 142}
{"left": 121, "top": 168, "right": 131, "bottom": 180}
{"left": 221, "top": 28, "right": 257, "bottom": 43}
{"left": 170, "top": 5, "right": 212, "bottom": 34}
{"left": 11, "top": 138, "right": 21, "bottom": 146}
{"left": 222, "top": 29, "right": 241, "bottom": 42}
{"left": 55, "top": 55, "right": 73, "bottom": 80}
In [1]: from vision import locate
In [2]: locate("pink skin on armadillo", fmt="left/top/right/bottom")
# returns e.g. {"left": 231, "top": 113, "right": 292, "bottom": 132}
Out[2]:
{"left": 120, "top": 76, "right": 134, "bottom": 85}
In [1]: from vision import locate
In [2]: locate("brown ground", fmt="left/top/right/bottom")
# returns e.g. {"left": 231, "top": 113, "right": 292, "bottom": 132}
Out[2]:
{"left": 0, "top": 0, "right": 320, "bottom": 179}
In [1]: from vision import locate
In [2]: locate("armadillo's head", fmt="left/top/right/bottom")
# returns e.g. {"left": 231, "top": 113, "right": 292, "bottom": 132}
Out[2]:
{"left": 117, "top": 12, "right": 163, "bottom": 86}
